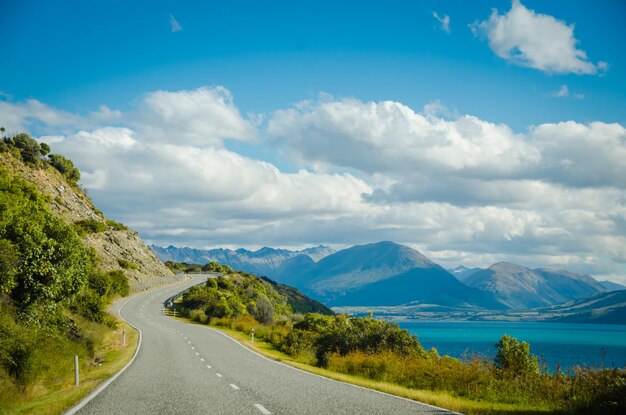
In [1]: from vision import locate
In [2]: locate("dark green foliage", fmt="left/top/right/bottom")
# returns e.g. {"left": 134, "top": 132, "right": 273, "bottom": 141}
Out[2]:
{"left": 289, "top": 314, "right": 426, "bottom": 367}
{"left": 10, "top": 133, "right": 42, "bottom": 165}
{"left": 260, "top": 276, "right": 334, "bottom": 315}
{"left": 73, "top": 218, "right": 107, "bottom": 236}
{"left": 47, "top": 154, "right": 80, "bottom": 182}
{"left": 39, "top": 143, "right": 50, "bottom": 156}
{"left": 0, "top": 239, "right": 18, "bottom": 295}
{"left": 108, "top": 270, "right": 130, "bottom": 297}
{"left": 180, "top": 271, "right": 291, "bottom": 322}
{"left": 0, "top": 167, "right": 88, "bottom": 311}
{"left": 494, "top": 334, "right": 539, "bottom": 379}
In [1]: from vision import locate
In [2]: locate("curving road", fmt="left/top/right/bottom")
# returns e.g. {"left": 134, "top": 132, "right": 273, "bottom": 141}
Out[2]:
{"left": 70, "top": 274, "right": 456, "bottom": 415}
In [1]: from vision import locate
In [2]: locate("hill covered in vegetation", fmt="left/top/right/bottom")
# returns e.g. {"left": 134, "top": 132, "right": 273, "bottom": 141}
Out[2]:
{"left": 0, "top": 131, "right": 164, "bottom": 411}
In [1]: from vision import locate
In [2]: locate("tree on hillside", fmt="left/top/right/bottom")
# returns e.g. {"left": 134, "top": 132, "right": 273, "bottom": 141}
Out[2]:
{"left": 11, "top": 133, "right": 42, "bottom": 164}
{"left": 48, "top": 154, "right": 80, "bottom": 182}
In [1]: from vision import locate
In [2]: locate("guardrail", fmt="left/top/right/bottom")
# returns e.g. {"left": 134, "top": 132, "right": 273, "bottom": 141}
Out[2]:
{"left": 129, "top": 272, "right": 186, "bottom": 293}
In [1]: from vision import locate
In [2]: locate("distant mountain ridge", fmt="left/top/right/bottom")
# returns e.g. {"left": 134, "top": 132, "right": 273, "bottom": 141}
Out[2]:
{"left": 541, "top": 290, "right": 626, "bottom": 324}
{"left": 150, "top": 244, "right": 335, "bottom": 277}
{"left": 153, "top": 241, "right": 619, "bottom": 314}
{"left": 600, "top": 280, "right": 626, "bottom": 291}
{"left": 448, "top": 266, "right": 482, "bottom": 282}
{"left": 464, "top": 262, "right": 607, "bottom": 309}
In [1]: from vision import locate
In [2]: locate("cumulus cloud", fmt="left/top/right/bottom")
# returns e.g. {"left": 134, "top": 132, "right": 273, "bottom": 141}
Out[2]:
{"left": 471, "top": 0, "right": 604, "bottom": 74}
{"left": 4, "top": 87, "right": 625, "bottom": 281}
{"left": 269, "top": 97, "right": 626, "bottom": 192}
{"left": 432, "top": 12, "right": 450, "bottom": 34}
{"left": 138, "top": 86, "right": 256, "bottom": 146}
{"left": 268, "top": 97, "right": 540, "bottom": 177}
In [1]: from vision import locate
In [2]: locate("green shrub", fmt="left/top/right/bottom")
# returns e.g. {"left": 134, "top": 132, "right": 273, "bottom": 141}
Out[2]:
{"left": 11, "top": 133, "right": 43, "bottom": 165}
{"left": 105, "top": 219, "right": 128, "bottom": 231}
{"left": 108, "top": 270, "right": 129, "bottom": 297}
{"left": 117, "top": 258, "right": 138, "bottom": 270}
{"left": 74, "top": 218, "right": 107, "bottom": 236}
{"left": 494, "top": 334, "right": 539, "bottom": 379}
{"left": 48, "top": 154, "right": 80, "bottom": 182}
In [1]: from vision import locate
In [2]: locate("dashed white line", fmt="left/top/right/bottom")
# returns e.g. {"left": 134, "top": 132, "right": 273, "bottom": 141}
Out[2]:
{"left": 206, "top": 365, "right": 212, "bottom": 369}
{"left": 216, "top": 373, "right": 223, "bottom": 378}
{"left": 195, "top": 352, "right": 200, "bottom": 356}
{"left": 191, "top": 346, "right": 195, "bottom": 350}
{"left": 200, "top": 358, "right": 205, "bottom": 362}
{"left": 229, "top": 384, "right": 239, "bottom": 390}
{"left": 254, "top": 403, "right": 271, "bottom": 414}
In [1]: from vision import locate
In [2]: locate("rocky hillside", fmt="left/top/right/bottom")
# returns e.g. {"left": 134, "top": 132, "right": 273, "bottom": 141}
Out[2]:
{"left": 0, "top": 151, "right": 172, "bottom": 287}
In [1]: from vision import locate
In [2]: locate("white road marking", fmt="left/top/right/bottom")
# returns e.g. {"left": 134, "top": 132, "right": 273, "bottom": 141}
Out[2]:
{"left": 216, "top": 373, "right": 223, "bottom": 378}
{"left": 229, "top": 384, "right": 239, "bottom": 390}
{"left": 195, "top": 352, "right": 199, "bottom": 356}
{"left": 254, "top": 403, "right": 271, "bottom": 414}
{"left": 200, "top": 358, "right": 205, "bottom": 362}
{"left": 206, "top": 365, "right": 211, "bottom": 369}
{"left": 191, "top": 346, "right": 195, "bottom": 350}
{"left": 187, "top": 341, "right": 191, "bottom": 344}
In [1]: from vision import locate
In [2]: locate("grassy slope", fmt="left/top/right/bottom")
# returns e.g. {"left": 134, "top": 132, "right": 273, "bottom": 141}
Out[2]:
{"left": 0, "top": 315, "right": 139, "bottom": 415}
{"left": 172, "top": 313, "right": 560, "bottom": 415}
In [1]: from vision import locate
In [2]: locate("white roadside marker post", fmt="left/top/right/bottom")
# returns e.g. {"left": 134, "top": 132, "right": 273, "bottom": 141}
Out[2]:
{"left": 74, "top": 355, "right": 79, "bottom": 386}
{"left": 251, "top": 328, "right": 255, "bottom": 344}
{"left": 122, "top": 329, "right": 126, "bottom": 346}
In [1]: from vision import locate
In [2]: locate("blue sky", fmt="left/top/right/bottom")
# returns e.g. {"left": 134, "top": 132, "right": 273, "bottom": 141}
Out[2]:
{"left": 3, "top": 0, "right": 625, "bottom": 128}
{"left": 1, "top": 1, "right": 626, "bottom": 281}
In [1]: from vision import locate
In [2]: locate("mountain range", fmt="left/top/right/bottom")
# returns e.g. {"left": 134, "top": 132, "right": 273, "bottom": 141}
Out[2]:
{"left": 150, "top": 244, "right": 335, "bottom": 276}
{"left": 152, "top": 241, "right": 623, "bottom": 321}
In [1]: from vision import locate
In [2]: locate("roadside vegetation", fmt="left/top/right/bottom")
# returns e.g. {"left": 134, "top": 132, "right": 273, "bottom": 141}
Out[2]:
{"left": 0, "top": 132, "right": 134, "bottom": 414}
{"left": 175, "top": 264, "right": 626, "bottom": 415}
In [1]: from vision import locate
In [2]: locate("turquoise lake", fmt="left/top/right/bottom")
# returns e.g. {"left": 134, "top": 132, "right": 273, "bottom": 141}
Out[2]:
{"left": 399, "top": 321, "right": 626, "bottom": 371}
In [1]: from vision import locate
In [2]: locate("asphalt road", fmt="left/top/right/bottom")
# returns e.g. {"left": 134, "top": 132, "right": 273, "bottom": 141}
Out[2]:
{"left": 72, "top": 274, "right": 456, "bottom": 415}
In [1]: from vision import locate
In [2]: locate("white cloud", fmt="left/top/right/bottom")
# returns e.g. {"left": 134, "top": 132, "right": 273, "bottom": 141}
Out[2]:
{"left": 269, "top": 97, "right": 626, "bottom": 191}
{"left": 0, "top": 99, "right": 79, "bottom": 133}
{"left": 432, "top": 12, "right": 450, "bottom": 34}
{"left": 549, "top": 85, "right": 584, "bottom": 99}
{"left": 138, "top": 86, "right": 256, "bottom": 146}
{"left": 268, "top": 97, "right": 540, "bottom": 177}
{"left": 532, "top": 121, "right": 626, "bottom": 188}
{"left": 4, "top": 88, "right": 625, "bottom": 280}
{"left": 169, "top": 14, "right": 182, "bottom": 33}
{"left": 471, "top": 0, "right": 603, "bottom": 74}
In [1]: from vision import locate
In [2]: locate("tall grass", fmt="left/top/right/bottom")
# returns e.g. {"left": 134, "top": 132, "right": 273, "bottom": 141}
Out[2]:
{"left": 0, "top": 313, "right": 136, "bottom": 415}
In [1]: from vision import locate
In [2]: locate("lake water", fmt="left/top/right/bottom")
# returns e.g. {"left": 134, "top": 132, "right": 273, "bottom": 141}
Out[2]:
{"left": 399, "top": 321, "right": 626, "bottom": 371}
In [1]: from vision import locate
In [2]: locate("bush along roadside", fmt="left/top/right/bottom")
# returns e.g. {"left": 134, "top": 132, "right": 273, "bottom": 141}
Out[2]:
{"left": 174, "top": 268, "right": 626, "bottom": 415}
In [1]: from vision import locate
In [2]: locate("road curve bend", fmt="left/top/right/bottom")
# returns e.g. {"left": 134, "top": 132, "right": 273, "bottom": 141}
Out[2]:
{"left": 69, "top": 274, "right": 457, "bottom": 415}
